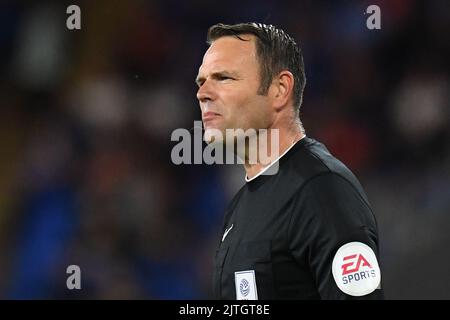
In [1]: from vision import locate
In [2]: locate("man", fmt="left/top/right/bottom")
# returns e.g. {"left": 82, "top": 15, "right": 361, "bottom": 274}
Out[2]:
{"left": 196, "top": 22, "right": 384, "bottom": 299}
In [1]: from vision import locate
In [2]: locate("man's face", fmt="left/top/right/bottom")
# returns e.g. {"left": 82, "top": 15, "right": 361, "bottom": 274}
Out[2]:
{"left": 196, "top": 35, "right": 272, "bottom": 143}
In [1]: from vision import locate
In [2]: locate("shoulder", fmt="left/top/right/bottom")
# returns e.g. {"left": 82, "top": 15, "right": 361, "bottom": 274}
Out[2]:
{"left": 285, "top": 137, "right": 368, "bottom": 201}
{"left": 288, "top": 171, "right": 378, "bottom": 246}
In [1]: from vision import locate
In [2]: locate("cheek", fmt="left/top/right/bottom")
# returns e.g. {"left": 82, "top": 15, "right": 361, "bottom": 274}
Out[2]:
{"left": 221, "top": 86, "right": 265, "bottom": 128}
{"left": 220, "top": 92, "right": 247, "bottom": 124}
{"left": 244, "top": 97, "right": 272, "bottom": 129}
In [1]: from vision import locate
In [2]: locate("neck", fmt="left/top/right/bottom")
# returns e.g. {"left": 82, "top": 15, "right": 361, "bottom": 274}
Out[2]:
{"left": 242, "top": 123, "right": 304, "bottom": 180}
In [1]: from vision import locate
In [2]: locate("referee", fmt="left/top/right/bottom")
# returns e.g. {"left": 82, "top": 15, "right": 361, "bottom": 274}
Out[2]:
{"left": 196, "top": 23, "right": 384, "bottom": 299}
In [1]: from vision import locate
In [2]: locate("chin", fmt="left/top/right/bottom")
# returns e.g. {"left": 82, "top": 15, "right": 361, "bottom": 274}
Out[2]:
{"left": 204, "top": 127, "right": 225, "bottom": 144}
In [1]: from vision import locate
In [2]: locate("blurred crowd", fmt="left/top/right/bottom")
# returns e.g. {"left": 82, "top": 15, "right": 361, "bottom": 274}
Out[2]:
{"left": 0, "top": 0, "right": 449, "bottom": 299}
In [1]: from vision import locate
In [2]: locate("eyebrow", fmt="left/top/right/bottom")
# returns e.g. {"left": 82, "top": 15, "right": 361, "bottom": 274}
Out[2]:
{"left": 195, "top": 70, "right": 240, "bottom": 86}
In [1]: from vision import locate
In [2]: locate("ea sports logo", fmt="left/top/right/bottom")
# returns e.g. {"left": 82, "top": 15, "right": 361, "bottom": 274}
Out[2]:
{"left": 332, "top": 242, "right": 381, "bottom": 296}
{"left": 240, "top": 279, "right": 250, "bottom": 297}
{"left": 342, "top": 253, "right": 372, "bottom": 275}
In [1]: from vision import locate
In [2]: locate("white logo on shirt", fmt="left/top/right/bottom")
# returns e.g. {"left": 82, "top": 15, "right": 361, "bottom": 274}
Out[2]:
{"left": 235, "top": 270, "right": 258, "bottom": 300}
{"left": 221, "top": 224, "right": 234, "bottom": 242}
{"left": 332, "top": 242, "right": 381, "bottom": 296}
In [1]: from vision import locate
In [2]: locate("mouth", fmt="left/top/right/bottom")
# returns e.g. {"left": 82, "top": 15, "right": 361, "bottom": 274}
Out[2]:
{"left": 202, "top": 112, "right": 222, "bottom": 124}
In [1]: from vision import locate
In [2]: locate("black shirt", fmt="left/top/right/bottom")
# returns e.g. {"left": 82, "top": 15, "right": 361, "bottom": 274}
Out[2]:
{"left": 213, "top": 136, "right": 384, "bottom": 299}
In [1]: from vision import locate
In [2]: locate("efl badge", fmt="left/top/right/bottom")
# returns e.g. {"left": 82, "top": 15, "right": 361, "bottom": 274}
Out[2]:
{"left": 332, "top": 242, "right": 381, "bottom": 296}
{"left": 235, "top": 270, "right": 258, "bottom": 300}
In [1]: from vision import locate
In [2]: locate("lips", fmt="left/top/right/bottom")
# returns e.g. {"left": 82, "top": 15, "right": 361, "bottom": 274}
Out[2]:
{"left": 202, "top": 112, "right": 222, "bottom": 123}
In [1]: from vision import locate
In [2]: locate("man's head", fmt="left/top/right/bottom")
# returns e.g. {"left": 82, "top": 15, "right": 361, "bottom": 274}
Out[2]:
{"left": 196, "top": 22, "right": 306, "bottom": 143}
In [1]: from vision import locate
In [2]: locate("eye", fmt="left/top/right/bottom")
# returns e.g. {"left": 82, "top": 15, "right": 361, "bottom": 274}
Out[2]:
{"left": 218, "top": 75, "right": 233, "bottom": 81}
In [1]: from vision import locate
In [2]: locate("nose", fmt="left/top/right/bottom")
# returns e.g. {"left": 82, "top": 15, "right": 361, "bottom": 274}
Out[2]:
{"left": 196, "top": 79, "right": 215, "bottom": 103}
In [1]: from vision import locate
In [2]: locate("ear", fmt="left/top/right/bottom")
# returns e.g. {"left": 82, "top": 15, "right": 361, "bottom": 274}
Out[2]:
{"left": 271, "top": 71, "right": 294, "bottom": 112}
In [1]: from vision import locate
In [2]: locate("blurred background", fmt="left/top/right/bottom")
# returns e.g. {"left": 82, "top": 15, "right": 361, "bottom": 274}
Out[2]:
{"left": 0, "top": 0, "right": 449, "bottom": 299}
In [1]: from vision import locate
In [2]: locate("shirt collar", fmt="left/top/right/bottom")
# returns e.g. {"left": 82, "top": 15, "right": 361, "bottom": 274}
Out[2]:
{"left": 245, "top": 135, "right": 305, "bottom": 182}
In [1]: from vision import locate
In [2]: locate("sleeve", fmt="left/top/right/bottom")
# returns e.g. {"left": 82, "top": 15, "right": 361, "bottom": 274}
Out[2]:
{"left": 288, "top": 172, "right": 384, "bottom": 299}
